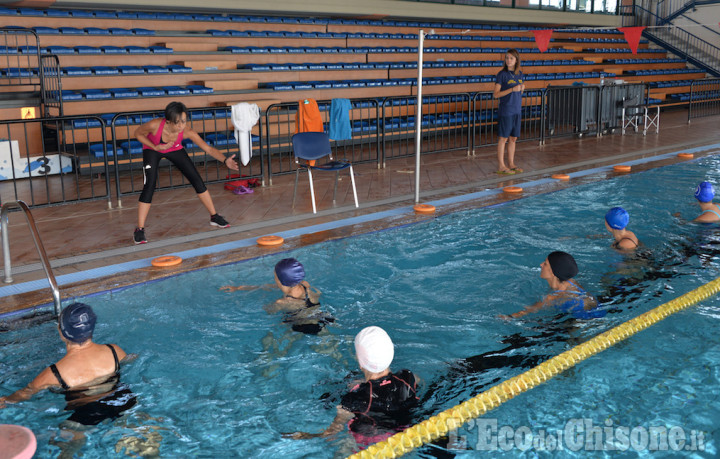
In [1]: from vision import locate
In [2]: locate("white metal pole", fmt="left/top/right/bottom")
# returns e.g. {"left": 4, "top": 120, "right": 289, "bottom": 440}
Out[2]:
{"left": 415, "top": 30, "right": 425, "bottom": 204}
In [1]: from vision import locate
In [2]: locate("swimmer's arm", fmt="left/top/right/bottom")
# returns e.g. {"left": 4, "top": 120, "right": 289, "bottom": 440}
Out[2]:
{"left": 219, "top": 284, "right": 275, "bottom": 293}
{"left": 583, "top": 295, "right": 598, "bottom": 311}
{"left": 0, "top": 367, "right": 58, "bottom": 407}
{"left": 185, "top": 129, "right": 238, "bottom": 171}
{"left": 284, "top": 406, "right": 354, "bottom": 439}
{"left": 499, "top": 298, "right": 548, "bottom": 319}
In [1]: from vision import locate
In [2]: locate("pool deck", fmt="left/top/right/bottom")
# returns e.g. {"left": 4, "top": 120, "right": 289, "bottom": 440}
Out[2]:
{"left": 2, "top": 110, "right": 720, "bottom": 317}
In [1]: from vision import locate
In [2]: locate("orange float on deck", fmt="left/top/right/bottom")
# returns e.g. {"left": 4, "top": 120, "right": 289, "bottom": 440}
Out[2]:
{"left": 551, "top": 174, "right": 570, "bottom": 180}
{"left": 613, "top": 165, "right": 632, "bottom": 173}
{"left": 503, "top": 186, "right": 523, "bottom": 194}
{"left": 257, "top": 235, "right": 284, "bottom": 247}
{"left": 414, "top": 204, "right": 436, "bottom": 214}
{"left": 677, "top": 153, "right": 694, "bottom": 159}
{"left": 151, "top": 256, "right": 182, "bottom": 268}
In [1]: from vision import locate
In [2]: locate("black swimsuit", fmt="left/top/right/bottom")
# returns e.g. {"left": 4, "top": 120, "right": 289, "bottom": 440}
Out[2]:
{"left": 49, "top": 344, "right": 136, "bottom": 426}
{"left": 612, "top": 237, "right": 638, "bottom": 249}
{"left": 282, "top": 285, "right": 335, "bottom": 335}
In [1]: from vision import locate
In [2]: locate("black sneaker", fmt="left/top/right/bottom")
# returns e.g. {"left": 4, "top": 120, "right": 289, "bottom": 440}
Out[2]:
{"left": 210, "top": 214, "right": 230, "bottom": 228}
{"left": 133, "top": 227, "right": 147, "bottom": 244}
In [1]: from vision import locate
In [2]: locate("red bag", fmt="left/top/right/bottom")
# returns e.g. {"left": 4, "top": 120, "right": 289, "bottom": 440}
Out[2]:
{"left": 224, "top": 174, "right": 260, "bottom": 191}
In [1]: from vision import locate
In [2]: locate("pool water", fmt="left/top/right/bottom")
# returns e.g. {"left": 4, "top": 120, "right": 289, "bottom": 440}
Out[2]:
{"left": 2, "top": 155, "right": 720, "bottom": 457}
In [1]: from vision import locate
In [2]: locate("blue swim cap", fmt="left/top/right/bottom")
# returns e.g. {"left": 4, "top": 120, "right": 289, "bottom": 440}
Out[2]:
{"left": 59, "top": 302, "right": 96, "bottom": 343}
{"left": 605, "top": 207, "right": 629, "bottom": 230}
{"left": 695, "top": 181, "right": 714, "bottom": 203}
{"left": 274, "top": 258, "right": 305, "bottom": 287}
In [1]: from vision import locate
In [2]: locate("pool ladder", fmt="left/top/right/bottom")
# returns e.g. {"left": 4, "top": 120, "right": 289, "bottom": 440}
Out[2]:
{"left": 1, "top": 200, "right": 61, "bottom": 316}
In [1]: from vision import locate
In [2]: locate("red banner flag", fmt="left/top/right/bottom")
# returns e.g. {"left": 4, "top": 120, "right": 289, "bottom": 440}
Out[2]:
{"left": 618, "top": 26, "right": 646, "bottom": 54}
{"left": 532, "top": 29, "right": 553, "bottom": 53}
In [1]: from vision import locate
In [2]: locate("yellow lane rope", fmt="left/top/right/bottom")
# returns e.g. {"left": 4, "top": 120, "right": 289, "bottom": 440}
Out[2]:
{"left": 349, "top": 276, "right": 720, "bottom": 458}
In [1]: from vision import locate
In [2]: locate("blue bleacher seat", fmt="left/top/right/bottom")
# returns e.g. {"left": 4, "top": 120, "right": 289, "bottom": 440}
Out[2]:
{"left": 63, "top": 67, "right": 92, "bottom": 76}
{"left": 18, "top": 8, "right": 43, "bottom": 16}
{"left": 90, "top": 143, "right": 122, "bottom": 157}
{"left": 143, "top": 65, "right": 169, "bottom": 74}
{"left": 226, "top": 46, "right": 250, "bottom": 53}
{"left": 47, "top": 10, "right": 71, "bottom": 17}
{"left": 5, "top": 68, "right": 35, "bottom": 77}
{"left": 289, "top": 63, "right": 307, "bottom": 70}
{"left": 119, "top": 141, "right": 143, "bottom": 154}
{"left": 75, "top": 46, "right": 102, "bottom": 54}
{"left": 46, "top": 46, "right": 74, "bottom": 54}
{"left": 93, "top": 11, "right": 116, "bottom": 18}
{"left": 72, "top": 118, "right": 102, "bottom": 128}
{"left": 117, "top": 12, "right": 137, "bottom": 19}
{"left": 208, "top": 29, "right": 231, "bottom": 37}
{"left": 0, "top": 47, "right": 18, "bottom": 54}
{"left": 110, "top": 88, "right": 139, "bottom": 98}
{"left": 212, "top": 15, "right": 231, "bottom": 22}
{"left": 205, "top": 133, "right": 236, "bottom": 146}
{"left": 132, "top": 28, "right": 155, "bottom": 36}
{"left": 59, "top": 27, "right": 84, "bottom": 35}
{"left": 168, "top": 65, "right": 192, "bottom": 73}
{"left": 34, "top": 27, "right": 58, "bottom": 34}
{"left": 163, "top": 86, "right": 190, "bottom": 96}
{"left": 70, "top": 10, "right": 93, "bottom": 18}
{"left": 149, "top": 46, "right": 172, "bottom": 53}
{"left": 84, "top": 27, "right": 110, "bottom": 35}
{"left": 61, "top": 90, "right": 82, "bottom": 101}
{"left": 185, "top": 84, "right": 214, "bottom": 94}
{"left": 101, "top": 46, "right": 126, "bottom": 54}
{"left": 117, "top": 66, "right": 144, "bottom": 74}
{"left": 82, "top": 89, "right": 112, "bottom": 100}
{"left": 137, "top": 87, "right": 165, "bottom": 97}
{"left": 126, "top": 46, "right": 151, "bottom": 54}
{"left": 91, "top": 66, "right": 119, "bottom": 75}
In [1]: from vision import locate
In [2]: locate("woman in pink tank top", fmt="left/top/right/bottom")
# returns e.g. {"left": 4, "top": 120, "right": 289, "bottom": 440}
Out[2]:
{"left": 132, "top": 102, "right": 239, "bottom": 244}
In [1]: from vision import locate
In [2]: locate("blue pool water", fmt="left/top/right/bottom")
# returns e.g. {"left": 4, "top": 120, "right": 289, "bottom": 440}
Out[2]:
{"left": 2, "top": 156, "right": 720, "bottom": 457}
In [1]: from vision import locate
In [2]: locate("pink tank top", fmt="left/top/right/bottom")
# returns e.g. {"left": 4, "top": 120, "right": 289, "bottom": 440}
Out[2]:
{"left": 144, "top": 119, "right": 184, "bottom": 153}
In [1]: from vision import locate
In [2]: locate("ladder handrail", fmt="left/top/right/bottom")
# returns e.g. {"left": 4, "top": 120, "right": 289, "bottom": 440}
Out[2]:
{"left": 1, "top": 200, "right": 61, "bottom": 317}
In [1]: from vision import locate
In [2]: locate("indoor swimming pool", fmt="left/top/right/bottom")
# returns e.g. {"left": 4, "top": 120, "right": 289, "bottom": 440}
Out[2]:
{"left": 1, "top": 155, "right": 719, "bottom": 457}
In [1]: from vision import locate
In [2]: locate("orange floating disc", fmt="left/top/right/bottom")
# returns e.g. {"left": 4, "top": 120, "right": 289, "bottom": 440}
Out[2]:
{"left": 677, "top": 153, "right": 694, "bottom": 159}
{"left": 257, "top": 235, "right": 284, "bottom": 247}
{"left": 151, "top": 255, "right": 182, "bottom": 268}
{"left": 551, "top": 174, "right": 570, "bottom": 180}
{"left": 414, "top": 204, "right": 436, "bottom": 214}
{"left": 613, "top": 165, "right": 631, "bottom": 173}
{"left": 503, "top": 186, "right": 523, "bottom": 194}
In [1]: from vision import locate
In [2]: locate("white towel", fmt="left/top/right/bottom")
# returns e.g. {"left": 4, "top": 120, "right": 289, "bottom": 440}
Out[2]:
{"left": 231, "top": 103, "right": 260, "bottom": 166}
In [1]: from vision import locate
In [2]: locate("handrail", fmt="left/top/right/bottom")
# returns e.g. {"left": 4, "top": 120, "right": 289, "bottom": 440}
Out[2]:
{"left": 1, "top": 200, "right": 61, "bottom": 317}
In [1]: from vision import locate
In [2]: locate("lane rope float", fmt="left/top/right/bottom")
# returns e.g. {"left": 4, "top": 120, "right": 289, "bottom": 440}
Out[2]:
{"left": 350, "top": 276, "right": 720, "bottom": 458}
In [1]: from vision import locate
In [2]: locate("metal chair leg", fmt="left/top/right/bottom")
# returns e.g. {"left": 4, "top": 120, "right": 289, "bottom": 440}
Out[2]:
{"left": 292, "top": 168, "right": 300, "bottom": 209}
{"left": 349, "top": 165, "right": 358, "bottom": 208}
{"left": 332, "top": 171, "right": 339, "bottom": 203}
{"left": 307, "top": 168, "right": 317, "bottom": 214}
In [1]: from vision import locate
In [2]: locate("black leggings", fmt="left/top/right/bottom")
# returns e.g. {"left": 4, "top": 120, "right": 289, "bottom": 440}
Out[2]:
{"left": 139, "top": 148, "right": 207, "bottom": 203}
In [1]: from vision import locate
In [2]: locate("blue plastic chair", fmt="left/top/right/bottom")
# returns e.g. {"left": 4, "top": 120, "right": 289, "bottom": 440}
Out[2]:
{"left": 291, "top": 132, "right": 358, "bottom": 214}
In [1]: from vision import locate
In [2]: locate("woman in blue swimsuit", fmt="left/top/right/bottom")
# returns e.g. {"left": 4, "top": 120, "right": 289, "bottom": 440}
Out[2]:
{"left": 502, "top": 251, "right": 600, "bottom": 319}
{"left": 693, "top": 181, "right": 720, "bottom": 223}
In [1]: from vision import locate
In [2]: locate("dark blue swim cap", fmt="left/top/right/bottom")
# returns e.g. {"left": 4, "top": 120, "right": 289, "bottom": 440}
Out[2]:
{"left": 59, "top": 302, "right": 96, "bottom": 343}
{"left": 547, "top": 251, "right": 578, "bottom": 282}
{"left": 274, "top": 258, "right": 305, "bottom": 287}
{"left": 605, "top": 207, "right": 629, "bottom": 230}
{"left": 695, "top": 181, "right": 714, "bottom": 203}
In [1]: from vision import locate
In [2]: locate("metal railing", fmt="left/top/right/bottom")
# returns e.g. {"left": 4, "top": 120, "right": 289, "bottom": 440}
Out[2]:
{"left": 470, "top": 90, "right": 544, "bottom": 152}
{"left": 1, "top": 200, "right": 61, "bottom": 316}
{"left": 688, "top": 78, "right": 720, "bottom": 120}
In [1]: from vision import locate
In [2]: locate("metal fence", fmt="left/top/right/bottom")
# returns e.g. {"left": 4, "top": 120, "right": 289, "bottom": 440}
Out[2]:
{"left": 0, "top": 115, "right": 111, "bottom": 208}
{"left": 110, "top": 106, "right": 265, "bottom": 207}
{"left": 382, "top": 93, "right": 471, "bottom": 166}
{"left": 688, "top": 79, "right": 720, "bottom": 121}
{"left": 263, "top": 98, "right": 381, "bottom": 183}
{"left": 470, "top": 90, "right": 544, "bottom": 153}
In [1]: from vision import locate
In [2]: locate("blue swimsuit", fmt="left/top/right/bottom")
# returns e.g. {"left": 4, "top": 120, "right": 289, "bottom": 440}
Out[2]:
{"left": 551, "top": 280, "right": 605, "bottom": 319}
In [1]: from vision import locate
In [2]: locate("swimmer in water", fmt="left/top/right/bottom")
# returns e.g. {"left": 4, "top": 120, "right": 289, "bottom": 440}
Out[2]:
{"left": 605, "top": 207, "right": 639, "bottom": 251}
{"left": 693, "top": 181, "right": 720, "bottom": 223}
{"left": 0, "top": 303, "right": 136, "bottom": 456}
{"left": 221, "top": 258, "right": 334, "bottom": 335}
{"left": 501, "top": 251, "right": 598, "bottom": 319}
{"left": 285, "top": 326, "right": 418, "bottom": 446}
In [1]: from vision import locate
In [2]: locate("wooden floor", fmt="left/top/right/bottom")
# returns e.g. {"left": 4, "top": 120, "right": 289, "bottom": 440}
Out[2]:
{"left": 2, "top": 109, "right": 720, "bottom": 314}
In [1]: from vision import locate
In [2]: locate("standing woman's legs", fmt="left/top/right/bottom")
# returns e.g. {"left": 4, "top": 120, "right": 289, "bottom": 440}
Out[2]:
{"left": 137, "top": 149, "right": 163, "bottom": 228}
{"left": 165, "top": 149, "right": 217, "bottom": 215}
{"left": 497, "top": 137, "right": 509, "bottom": 172}
{"left": 507, "top": 136, "right": 517, "bottom": 169}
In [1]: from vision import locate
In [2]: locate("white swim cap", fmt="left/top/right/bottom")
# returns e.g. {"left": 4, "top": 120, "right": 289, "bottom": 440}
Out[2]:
{"left": 354, "top": 326, "right": 394, "bottom": 373}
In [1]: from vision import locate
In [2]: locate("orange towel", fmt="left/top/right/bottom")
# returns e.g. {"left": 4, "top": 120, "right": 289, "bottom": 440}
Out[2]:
{"left": 295, "top": 98, "right": 323, "bottom": 134}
